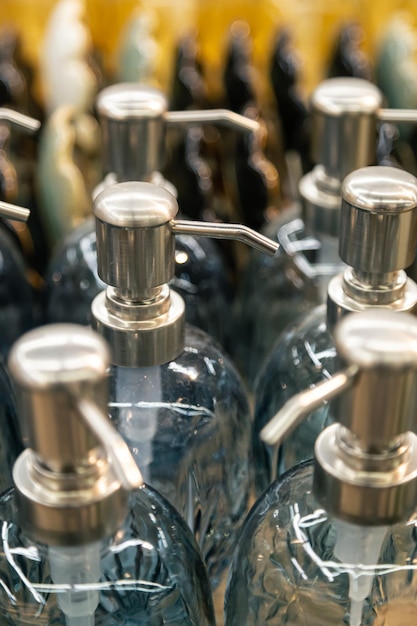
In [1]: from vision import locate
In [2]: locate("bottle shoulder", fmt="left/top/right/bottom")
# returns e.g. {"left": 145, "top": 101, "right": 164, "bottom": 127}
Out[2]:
{"left": 255, "top": 303, "right": 331, "bottom": 402}
{"left": 110, "top": 324, "right": 250, "bottom": 410}
{"left": 0, "top": 485, "right": 215, "bottom": 625}
{"left": 226, "top": 461, "right": 417, "bottom": 625}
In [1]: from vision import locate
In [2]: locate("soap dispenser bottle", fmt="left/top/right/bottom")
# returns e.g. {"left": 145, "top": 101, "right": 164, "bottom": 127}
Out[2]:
{"left": 90, "top": 180, "right": 278, "bottom": 588}
{"left": 253, "top": 165, "right": 417, "bottom": 493}
{"left": 45, "top": 83, "right": 258, "bottom": 347}
{"left": 227, "top": 309, "right": 417, "bottom": 626}
{"left": 235, "top": 77, "right": 417, "bottom": 388}
{"left": 0, "top": 323, "right": 216, "bottom": 625}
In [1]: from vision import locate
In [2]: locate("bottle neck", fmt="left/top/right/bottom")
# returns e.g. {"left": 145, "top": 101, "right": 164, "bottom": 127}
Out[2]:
{"left": 327, "top": 268, "right": 417, "bottom": 332}
{"left": 313, "top": 423, "right": 417, "bottom": 525}
{"left": 91, "top": 286, "right": 186, "bottom": 368}
{"left": 13, "top": 448, "right": 128, "bottom": 546}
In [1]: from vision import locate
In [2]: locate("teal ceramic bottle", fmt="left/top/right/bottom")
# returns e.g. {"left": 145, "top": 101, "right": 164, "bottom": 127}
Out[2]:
{"left": 0, "top": 323, "right": 215, "bottom": 625}
{"left": 226, "top": 309, "right": 417, "bottom": 626}
{"left": 253, "top": 165, "right": 417, "bottom": 494}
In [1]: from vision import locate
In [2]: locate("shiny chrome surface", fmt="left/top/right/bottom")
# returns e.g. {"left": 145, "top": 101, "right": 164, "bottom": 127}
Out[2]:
{"left": 14, "top": 449, "right": 128, "bottom": 546}
{"left": 333, "top": 311, "right": 417, "bottom": 448}
{"left": 299, "top": 167, "right": 341, "bottom": 237}
{"left": 314, "top": 425, "right": 417, "bottom": 524}
{"left": 95, "top": 182, "right": 177, "bottom": 292}
{"left": 96, "top": 82, "right": 260, "bottom": 182}
{"left": 310, "top": 78, "right": 383, "bottom": 180}
{"left": 93, "top": 180, "right": 278, "bottom": 365}
{"left": 92, "top": 288, "right": 185, "bottom": 367}
{"left": 94, "top": 180, "right": 178, "bottom": 227}
{"left": 172, "top": 220, "right": 279, "bottom": 256}
{"left": 324, "top": 166, "right": 417, "bottom": 326}
{"left": 261, "top": 310, "right": 417, "bottom": 524}
{"left": 0, "top": 108, "right": 41, "bottom": 133}
{"left": 379, "top": 108, "right": 417, "bottom": 123}
{"left": 8, "top": 324, "right": 142, "bottom": 545}
{"left": 75, "top": 397, "right": 143, "bottom": 491}
{"left": 0, "top": 200, "right": 30, "bottom": 222}
{"left": 97, "top": 84, "right": 168, "bottom": 181}
{"left": 340, "top": 167, "right": 417, "bottom": 274}
{"left": 326, "top": 271, "right": 417, "bottom": 331}
{"left": 165, "top": 108, "right": 259, "bottom": 133}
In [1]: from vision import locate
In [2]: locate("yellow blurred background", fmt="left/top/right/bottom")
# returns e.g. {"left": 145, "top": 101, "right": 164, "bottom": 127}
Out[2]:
{"left": 1, "top": 0, "right": 416, "bottom": 106}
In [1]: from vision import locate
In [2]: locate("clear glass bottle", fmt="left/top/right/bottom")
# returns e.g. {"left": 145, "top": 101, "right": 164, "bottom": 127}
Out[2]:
{"left": 233, "top": 77, "right": 384, "bottom": 387}
{"left": 44, "top": 83, "right": 257, "bottom": 348}
{"left": 0, "top": 323, "right": 216, "bottom": 625}
{"left": 90, "top": 180, "right": 277, "bottom": 588}
{"left": 226, "top": 309, "right": 417, "bottom": 626}
{"left": 253, "top": 165, "right": 417, "bottom": 494}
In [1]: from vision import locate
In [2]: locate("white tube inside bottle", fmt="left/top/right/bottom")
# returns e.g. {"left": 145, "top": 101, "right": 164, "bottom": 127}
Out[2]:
{"left": 111, "top": 365, "right": 162, "bottom": 484}
{"left": 49, "top": 541, "right": 101, "bottom": 626}
{"left": 333, "top": 519, "right": 387, "bottom": 626}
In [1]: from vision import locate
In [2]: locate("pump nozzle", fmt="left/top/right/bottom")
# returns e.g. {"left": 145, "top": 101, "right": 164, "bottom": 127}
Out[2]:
{"left": 260, "top": 365, "right": 357, "bottom": 446}
{"left": 0, "top": 200, "right": 30, "bottom": 222}
{"left": 73, "top": 397, "right": 143, "bottom": 491}
{"left": 0, "top": 108, "right": 40, "bottom": 134}
{"left": 96, "top": 83, "right": 260, "bottom": 182}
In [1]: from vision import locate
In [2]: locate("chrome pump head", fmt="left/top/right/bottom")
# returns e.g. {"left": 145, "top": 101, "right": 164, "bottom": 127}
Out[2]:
{"left": 261, "top": 309, "right": 417, "bottom": 526}
{"left": 91, "top": 181, "right": 279, "bottom": 367}
{"left": 327, "top": 165, "right": 417, "bottom": 330}
{"left": 299, "top": 77, "right": 417, "bottom": 237}
{"left": 8, "top": 324, "right": 143, "bottom": 546}
{"left": 96, "top": 83, "right": 260, "bottom": 182}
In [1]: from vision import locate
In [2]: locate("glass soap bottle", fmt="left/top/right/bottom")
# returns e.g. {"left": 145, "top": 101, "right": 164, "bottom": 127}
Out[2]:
{"left": 45, "top": 83, "right": 258, "bottom": 348}
{"left": 226, "top": 309, "right": 417, "bottom": 626}
{"left": 0, "top": 323, "right": 216, "bottom": 625}
{"left": 253, "top": 165, "right": 417, "bottom": 494}
{"left": 90, "top": 180, "right": 278, "bottom": 588}
{"left": 234, "top": 77, "right": 382, "bottom": 386}
{"left": 235, "top": 76, "right": 417, "bottom": 388}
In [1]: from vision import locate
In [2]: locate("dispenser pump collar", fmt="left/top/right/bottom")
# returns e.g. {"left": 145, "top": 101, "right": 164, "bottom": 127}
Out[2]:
{"left": 8, "top": 324, "right": 143, "bottom": 546}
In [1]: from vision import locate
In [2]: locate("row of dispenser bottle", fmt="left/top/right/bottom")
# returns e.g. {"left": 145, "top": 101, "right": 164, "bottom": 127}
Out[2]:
{"left": 3, "top": 165, "right": 417, "bottom": 624}
{"left": 3, "top": 9, "right": 417, "bottom": 625}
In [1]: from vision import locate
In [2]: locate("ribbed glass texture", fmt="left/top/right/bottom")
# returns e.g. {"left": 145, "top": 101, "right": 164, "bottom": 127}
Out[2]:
{"left": 225, "top": 461, "right": 417, "bottom": 626}
{"left": 109, "top": 324, "right": 251, "bottom": 589}
{"left": 233, "top": 215, "right": 341, "bottom": 388}
{"left": 0, "top": 484, "right": 216, "bottom": 625}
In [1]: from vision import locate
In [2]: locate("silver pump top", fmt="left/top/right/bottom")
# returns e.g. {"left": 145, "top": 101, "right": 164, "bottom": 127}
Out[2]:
{"left": 299, "top": 77, "right": 417, "bottom": 237}
{"left": 96, "top": 83, "right": 260, "bottom": 182}
{"left": 327, "top": 165, "right": 417, "bottom": 328}
{"left": 299, "top": 78, "right": 383, "bottom": 237}
{"left": 310, "top": 78, "right": 383, "bottom": 180}
{"left": 8, "top": 324, "right": 143, "bottom": 546}
{"left": 261, "top": 309, "right": 417, "bottom": 525}
{"left": 91, "top": 181, "right": 279, "bottom": 367}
